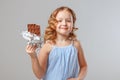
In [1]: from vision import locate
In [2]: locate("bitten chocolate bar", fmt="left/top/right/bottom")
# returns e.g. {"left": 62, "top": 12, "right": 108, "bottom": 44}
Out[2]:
{"left": 27, "top": 24, "right": 40, "bottom": 36}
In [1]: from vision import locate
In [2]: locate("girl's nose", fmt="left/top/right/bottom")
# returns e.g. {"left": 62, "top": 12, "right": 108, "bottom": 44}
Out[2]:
{"left": 62, "top": 20, "right": 67, "bottom": 25}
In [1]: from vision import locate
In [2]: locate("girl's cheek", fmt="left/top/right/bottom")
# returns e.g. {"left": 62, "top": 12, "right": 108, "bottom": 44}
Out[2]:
{"left": 69, "top": 27, "right": 73, "bottom": 32}
{"left": 56, "top": 24, "right": 60, "bottom": 28}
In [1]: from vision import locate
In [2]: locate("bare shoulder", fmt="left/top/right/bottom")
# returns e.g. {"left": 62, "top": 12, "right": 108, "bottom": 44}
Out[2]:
{"left": 40, "top": 40, "right": 53, "bottom": 54}
{"left": 74, "top": 39, "right": 82, "bottom": 51}
{"left": 73, "top": 39, "right": 82, "bottom": 49}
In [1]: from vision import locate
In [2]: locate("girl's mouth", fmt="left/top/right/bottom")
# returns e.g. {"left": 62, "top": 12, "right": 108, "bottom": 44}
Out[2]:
{"left": 61, "top": 27, "right": 68, "bottom": 30}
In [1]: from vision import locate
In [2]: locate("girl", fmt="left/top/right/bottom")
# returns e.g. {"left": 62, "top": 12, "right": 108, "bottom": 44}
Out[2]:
{"left": 26, "top": 6, "right": 87, "bottom": 80}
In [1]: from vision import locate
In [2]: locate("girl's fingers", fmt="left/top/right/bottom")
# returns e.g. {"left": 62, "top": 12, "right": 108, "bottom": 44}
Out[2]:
{"left": 31, "top": 46, "right": 37, "bottom": 51}
{"left": 27, "top": 44, "right": 36, "bottom": 49}
{"left": 26, "top": 44, "right": 37, "bottom": 53}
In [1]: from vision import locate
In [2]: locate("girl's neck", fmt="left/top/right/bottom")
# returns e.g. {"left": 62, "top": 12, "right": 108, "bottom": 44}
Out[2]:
{"left": 55, "top": 37, "right": 71, "bottom": 47}
{"left": 55, "top": 36, "right": 69, "bottom": 42}
{"left": 56, "top": 38, "right": 67, "bottom": 42}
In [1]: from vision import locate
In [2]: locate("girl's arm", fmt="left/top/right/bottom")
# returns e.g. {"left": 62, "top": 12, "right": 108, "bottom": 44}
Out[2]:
{"left": 26, "top": 43, "right": 51, "bottom": 79}
{"left": 75, "top": 40, "right": 88, "bottom": 80}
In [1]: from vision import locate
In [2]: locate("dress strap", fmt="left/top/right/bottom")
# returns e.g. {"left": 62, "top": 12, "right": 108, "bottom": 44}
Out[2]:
{"left": 71, "top": 38, "right": 77, "bottom": 46}
{"left": 71, "top": 39, "right": 74, "bottom": 46}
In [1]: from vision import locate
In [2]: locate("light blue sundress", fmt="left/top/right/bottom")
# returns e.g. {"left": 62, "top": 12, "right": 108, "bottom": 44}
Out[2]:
{"left": 42, "top": 41, "right": 79, "bottom": 80}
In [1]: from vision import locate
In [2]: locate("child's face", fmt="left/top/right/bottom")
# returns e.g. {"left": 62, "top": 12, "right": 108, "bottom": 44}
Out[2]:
{"left": 56, "top": 10, "right": 73, "bottom": 36}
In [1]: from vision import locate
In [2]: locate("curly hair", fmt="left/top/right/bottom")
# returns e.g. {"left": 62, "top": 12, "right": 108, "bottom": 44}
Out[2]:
{"left": 44, "top": 6, "right": 78, "bottom": 43}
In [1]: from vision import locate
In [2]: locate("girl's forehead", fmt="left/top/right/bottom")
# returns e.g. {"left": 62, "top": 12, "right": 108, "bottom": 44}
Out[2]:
{"left": 56, "top": 10, "right": 72, "bottom": 18}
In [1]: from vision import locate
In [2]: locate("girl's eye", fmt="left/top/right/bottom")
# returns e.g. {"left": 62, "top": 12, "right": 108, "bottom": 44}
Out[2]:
{"left": 57, "top": 20, "right": 71, "bottom": 22}
{"left": 66, "top": 20, "right": 71, "bottom": 22}
{"left": 58, "top": 20, "right": 62, "bottom": 22}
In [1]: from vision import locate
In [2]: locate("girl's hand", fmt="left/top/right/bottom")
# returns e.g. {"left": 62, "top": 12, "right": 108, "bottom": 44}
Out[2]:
{"left": 25, "top": 44, "right": 37, "bottom": 58}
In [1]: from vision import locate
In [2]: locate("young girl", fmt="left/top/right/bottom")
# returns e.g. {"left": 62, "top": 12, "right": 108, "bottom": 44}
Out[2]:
{"left": 26, "top": 6, "right": 87, "bottom": 80}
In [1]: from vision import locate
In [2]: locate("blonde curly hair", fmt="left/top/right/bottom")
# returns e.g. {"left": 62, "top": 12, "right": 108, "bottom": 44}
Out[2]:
{"left": 44, "top": 6, "right": 78, "bottom": 43}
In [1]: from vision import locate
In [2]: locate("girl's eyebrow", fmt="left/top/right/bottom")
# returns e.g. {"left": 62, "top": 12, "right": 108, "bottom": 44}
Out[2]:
{"left": 57, "top": 18, "right": 71, "bottom": 20}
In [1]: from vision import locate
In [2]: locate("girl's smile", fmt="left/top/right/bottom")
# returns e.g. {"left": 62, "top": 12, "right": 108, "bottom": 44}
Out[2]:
{"left": 59, "top": 26, "right": 68, "bottom": 30}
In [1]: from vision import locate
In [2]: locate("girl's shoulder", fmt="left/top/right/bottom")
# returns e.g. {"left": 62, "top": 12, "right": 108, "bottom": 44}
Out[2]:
{"left": 37, "top": 40, "right": 53, "bottom": 58}
{"left": 73, "top": 39, "right": 82, "bottom": 49}
{"left": 42, "top": 40, "right": 54, "bottom": 52}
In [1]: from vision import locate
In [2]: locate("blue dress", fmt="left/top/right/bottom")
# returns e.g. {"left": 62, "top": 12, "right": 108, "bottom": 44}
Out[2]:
{"left": 42, "top": 43, "right": 79, "bottom": 80}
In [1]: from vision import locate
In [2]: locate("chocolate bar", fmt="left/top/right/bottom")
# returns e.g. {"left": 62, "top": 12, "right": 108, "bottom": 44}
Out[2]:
{"left": 27, "top": 24, "right": 40, "bottom": 36}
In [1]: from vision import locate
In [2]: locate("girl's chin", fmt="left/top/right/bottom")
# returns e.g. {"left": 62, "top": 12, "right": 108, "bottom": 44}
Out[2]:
{"left": 58, "top": 32, "right": 70, "bottom": 36}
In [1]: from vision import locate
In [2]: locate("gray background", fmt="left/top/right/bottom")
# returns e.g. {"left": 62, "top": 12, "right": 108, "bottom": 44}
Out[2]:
{"left": 0, "top": 0, "right": 120, "bottom": 80}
